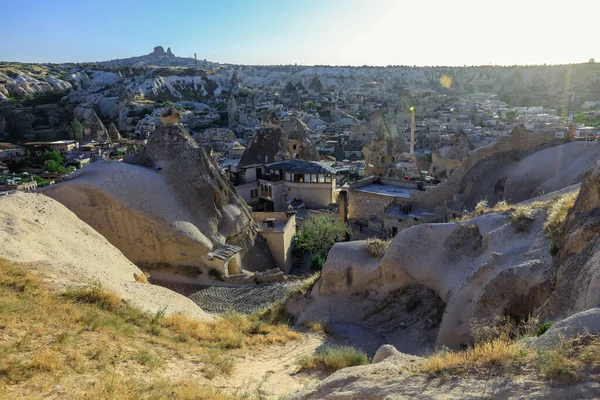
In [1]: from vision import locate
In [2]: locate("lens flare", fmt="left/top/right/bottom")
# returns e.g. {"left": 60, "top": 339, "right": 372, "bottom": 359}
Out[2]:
{"left": 440, "top": 74, "right": 452, "bottom": 88}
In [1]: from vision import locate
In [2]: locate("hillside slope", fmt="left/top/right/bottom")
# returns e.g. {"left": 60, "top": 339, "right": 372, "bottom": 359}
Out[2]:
{"left": 0, "top": 192, "right": 212, "bottom": 321}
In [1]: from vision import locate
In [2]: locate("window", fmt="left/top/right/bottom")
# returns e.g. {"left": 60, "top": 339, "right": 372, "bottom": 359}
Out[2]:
{"left": 325, "top": 175, "right": 332, "bottom": 183}
{"left": 285, "top": 172, "right": 291, "bottom": 181}
{"left": 311, "top": 174, "right": 317, "bottom": 183}
{"left": 250, "top": 189, "right": 258, "bottom": 198}
{"left": 304, "top": 174, "right": 310, "bottom": 182}
{"left": 318, "top": 174, "right": 325, "bottom": 183}
{"left": 293, "top": 144, "right": 297, "bottom": 150}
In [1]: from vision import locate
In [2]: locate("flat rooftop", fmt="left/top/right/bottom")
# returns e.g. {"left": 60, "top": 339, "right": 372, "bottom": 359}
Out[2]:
{"left": 354, "top": 183, "right": 416, "bottom": 198}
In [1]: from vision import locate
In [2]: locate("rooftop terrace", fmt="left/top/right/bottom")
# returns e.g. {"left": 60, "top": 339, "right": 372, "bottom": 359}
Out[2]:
{"left": 354, "top": 182, "right": 417, "bottom": 198}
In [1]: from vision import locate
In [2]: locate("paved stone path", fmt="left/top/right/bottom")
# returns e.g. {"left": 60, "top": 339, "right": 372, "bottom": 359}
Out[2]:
{"left": 188, "top": 281, "right": 302, "bottom": 314}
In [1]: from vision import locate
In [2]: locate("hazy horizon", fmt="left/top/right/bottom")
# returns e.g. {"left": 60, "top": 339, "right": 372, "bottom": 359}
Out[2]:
{"left": 1, "top": 0, "right": 598, "bottom": 66}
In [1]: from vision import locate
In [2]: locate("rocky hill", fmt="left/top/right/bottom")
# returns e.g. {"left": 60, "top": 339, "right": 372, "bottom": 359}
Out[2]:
{"left": 43, "top": 124, "right": 275, "bottom": 281}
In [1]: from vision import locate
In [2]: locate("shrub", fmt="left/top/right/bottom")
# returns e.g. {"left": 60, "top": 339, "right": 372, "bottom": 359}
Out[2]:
{"left": 537, "top": 321, "right": 553, "bottom": 336}
{"left": 297, "top": 345, "right": 369, "bottom": 373}
{"left": 549, "top": 242, "right": 559, "bottom": 256}
{"left": 543, "top": 191, "right": 579, "bottom": 242}
{"left": 366, "top": 238, "right": 391, "bottom": 257}
{"left": 294, "top": 215, "right": 350, "bottom": 258}
{"left": 310, "top": 253, "right": 325, "bottom": 271}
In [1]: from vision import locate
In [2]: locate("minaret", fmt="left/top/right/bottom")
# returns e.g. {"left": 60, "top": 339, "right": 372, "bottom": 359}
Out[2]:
{"left": 410, "top": 106, "right": 415, "bottom": 155}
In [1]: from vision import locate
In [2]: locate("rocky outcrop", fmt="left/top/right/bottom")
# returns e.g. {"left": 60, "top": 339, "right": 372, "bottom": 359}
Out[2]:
{"left": 363, "top": 122, "right": 409, "bottom": 177}
{"left": 107, "top": 122, "right": 122, "bottom": 141}
{"left": 289, "top": 353, "right": 600, "bottom": 399}
{"left": 0, "top": 68, "right": 72, "bottom": 100}
{"left": 461, "top": 141, "right": 600, "bottom": 209}
{"left": 544, "top": 161, "right": 600, "bottom": 318}
{"left": 74, "top": 105, "right": 111, "bottom": 143}
{"left": 238, "top": 114, "right": 289, "bottom": 166}
{"left": 308, "top": 75, "right": 324, "bottom": 93}
{"left": 298, "top": 207, "right": 555, "bottom": 350}
{"left": 282, "top": 117, "right": 320, "bottom": 161}
{"left": 429, "top": 130, "right": 474, "bottom": 179}
{"left": 0, "top": 192, "right": 213, "bottom": 321}
{"left": 43, "top": 124, "right": 275, "bottom": 280}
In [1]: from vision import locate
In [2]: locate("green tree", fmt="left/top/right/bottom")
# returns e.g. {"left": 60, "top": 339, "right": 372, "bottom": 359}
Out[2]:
{"left": 505, "top": 110, "right": 517, "bottom": 121}
{"left": 41, "top": 150, "right": 64, "bottom": 173}
{"left": 68, "top": 119, "right": 83, "bottom": 142}
{"left": 44, "top": 160, "right": 64, "bottom": 173}
{"left": 41, "top": 149, "right": 62, "bottom": 164}
{"left": 294, "top": 215, "right": 350, "bottom": 270}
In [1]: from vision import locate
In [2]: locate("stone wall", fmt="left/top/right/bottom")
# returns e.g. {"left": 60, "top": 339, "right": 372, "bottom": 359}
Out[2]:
{"left": 409, "top": 127, "right": 561, "bottom": 211}
{"left": 348, "top": 189, "right": 393, "bottom": 221}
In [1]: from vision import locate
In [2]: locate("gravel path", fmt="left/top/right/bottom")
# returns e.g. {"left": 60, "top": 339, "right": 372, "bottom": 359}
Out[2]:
{"left": 188, "top": 281, "right": 302, "bottom": 314}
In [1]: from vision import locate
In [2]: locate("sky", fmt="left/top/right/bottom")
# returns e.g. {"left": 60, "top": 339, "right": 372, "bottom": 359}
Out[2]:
{"left": 0, "top": 0, "right": 598, "bottom": 66}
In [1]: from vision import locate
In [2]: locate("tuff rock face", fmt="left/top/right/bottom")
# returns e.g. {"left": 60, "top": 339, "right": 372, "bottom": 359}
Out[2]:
{"left": 282, "top": 117, "right": 320, "bottom": 161}
{"left": 44, "top": 124, "right": 275, "bottom": 275}
{"left": 545, "top": 160, "right": 600, "bottom": 316}
{"left": 137, "top": 124, "right": 259, "bottom": 250}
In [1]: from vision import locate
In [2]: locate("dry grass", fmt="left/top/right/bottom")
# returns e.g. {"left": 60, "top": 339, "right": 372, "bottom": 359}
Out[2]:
{"left": 543, "top": 190, "right": 579, "bottom": 242}
{"left": 454, "top": 191, "right": 578, "bottom": 230}
{"left": 421, "top": 316, "right": 600, "bottom": 384}
{"left": 133, "top": 272, "right": 150, "bottom": 283}
{"left": 422, "top": 338, "right": 526, "bottom": 375}
{"left": 365, "top": 238, "right": 391, "bottom": 257}
{"left": 297, "top": 345, "right": 369, "bottom": 373}
{"left": 0, "top": 258, "right": 303, "bottom": 398}
{"left": 304, "top": 321, "right": 328, "bottom": 335}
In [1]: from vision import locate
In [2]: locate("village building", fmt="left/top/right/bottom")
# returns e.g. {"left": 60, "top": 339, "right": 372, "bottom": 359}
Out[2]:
{"left": 257, "top": 159, "right": 338, "bottom": 212}
{"left": 340, "top": 176, "right": 438, "bottom": 239}
{"left": 22, "top": 140, "right": 78, "bottom": 158}
{"left": 252, "top": 211, "right": 296, "bottom": 273}
{"left": 0, "top": 143, "right": 27, "bottom": 162}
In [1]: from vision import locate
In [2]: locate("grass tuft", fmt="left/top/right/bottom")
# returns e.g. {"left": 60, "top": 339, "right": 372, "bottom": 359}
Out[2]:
{"left": 304, "top": 320, "right": 328, "bottom": 335}
{"left": 365, "top": 238, "right": 391, "bottom": 257}
{"left": 543, "top": 190, "right": 579, "bottom": 242}
{"left": 63, "top": 282, "right": 121, "bottom": 311}
{"left": 297, "top": 345, "right": 369, "bottom": 373}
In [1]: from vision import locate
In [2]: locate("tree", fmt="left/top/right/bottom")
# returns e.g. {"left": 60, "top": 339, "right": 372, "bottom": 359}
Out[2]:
{"left": 41, "top": 150, "right": 64, "bottom": 173}
{"left": 44, "top": 160, "right": 64, "bottom": 173}
{"left": 67, "top": 119, "right": 83, "bottom": 142}
{"left": 505, "top": 110, "right": 517, "bottom": 121}
{"left": 42, "top": 149, "right": 62, "bottom": 164}
{"left": 293, "top": 215, "right": 350, "bottom": 270}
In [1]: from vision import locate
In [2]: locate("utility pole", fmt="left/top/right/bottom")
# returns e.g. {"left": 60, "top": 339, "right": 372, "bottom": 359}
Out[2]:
{"left": 194, "top": 53, "right": 198, "bottom": 70}
{"left": 410, "top": 106, "right": 415, "bottom": 155}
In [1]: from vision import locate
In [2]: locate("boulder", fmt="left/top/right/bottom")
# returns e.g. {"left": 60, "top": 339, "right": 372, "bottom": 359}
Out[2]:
{"left": 372, "top": 344, "right": 402, "bottom": 363}
{"left": 525, "top": 308, "right": 600, "bottom": 350}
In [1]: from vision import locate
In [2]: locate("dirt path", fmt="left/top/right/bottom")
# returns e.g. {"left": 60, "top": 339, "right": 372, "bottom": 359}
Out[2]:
{"left": 214, "top": 334, "right": 326, "bottom": 399}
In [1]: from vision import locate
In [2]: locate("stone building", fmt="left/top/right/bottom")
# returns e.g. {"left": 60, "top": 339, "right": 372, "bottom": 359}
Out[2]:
{"left": 258, "top": 159, "right": 338, "bottom": 211}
